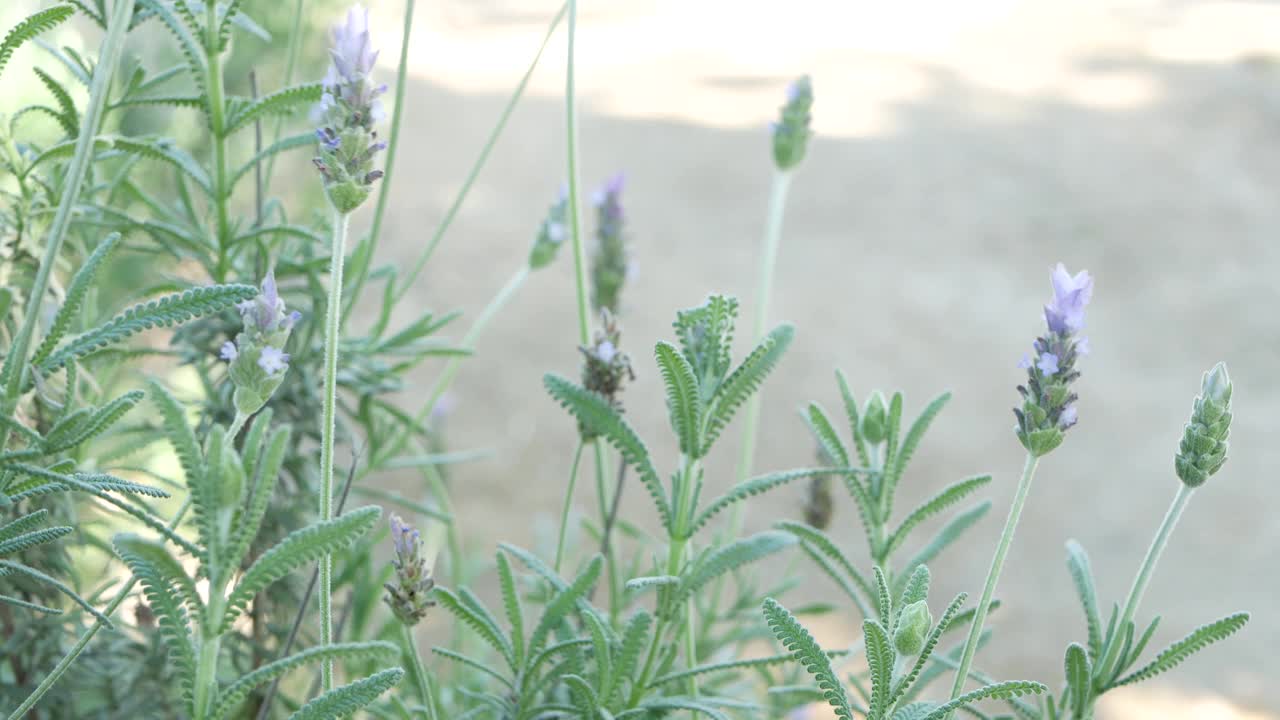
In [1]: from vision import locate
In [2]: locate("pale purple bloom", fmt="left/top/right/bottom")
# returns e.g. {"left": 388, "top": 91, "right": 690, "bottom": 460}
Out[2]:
{"left": 257, "top": 346, "right": 290, "bottom": 374}
{"left": 1043, "top": 263, "right": 1093, "bottom": 334}
{"left": 546, "top": 221, "right": 567, "bottom": 244}
{"left": 596, "top": 340, "right": 617, "bottom": 363}
{"left": 1018, "top": 353, "right": 1032, "bottom": 369}
{"left": 328, "top": 5, "right": 378, "bottom": 82}
{"left": 220, "top": 341, "right": 238, "bottom": 361}
{"left": 1036, "top": 352, "right": 1060, "bottom": 376}
{"left": 1059, "top": 404, "right": 1078, "bottom": 428}
{"left": 1075, "top": 336, "right": 1090, "bottom": 356}
{"left": 390, "top": 514, "right": 420, "bottom": 559}
{"left": 429, "top": 392, "right": 456, "bottom": 421}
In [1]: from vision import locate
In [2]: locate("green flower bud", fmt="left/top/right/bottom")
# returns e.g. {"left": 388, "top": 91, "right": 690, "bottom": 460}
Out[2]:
{"left": 529, "top": 189, "right": 568, "bottom": 270}
{"left": 221, "top": 272, "right": 299, "bottom": 416}
{"left": 772, "top": 75, "right": 814, "bottom": 171}
{"left": 862, "top": 391, "right": 889, "bottom": 445}
{"left": 894, "top": 600, "right": 932, "bottom": 656}
{"left": 1175, "top": 362, "right": 1232, "bottom": 488}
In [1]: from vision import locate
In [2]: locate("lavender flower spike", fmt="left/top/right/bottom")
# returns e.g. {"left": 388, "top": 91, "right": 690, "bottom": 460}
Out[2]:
{"left": 1044, "top": 263, "right": 1093, "bottom": 334}
{"left": 224, "top": 270, "right": 300, "bottom": 415}
{"left": 384, "top": 514, "right": 436, "bottom": 626}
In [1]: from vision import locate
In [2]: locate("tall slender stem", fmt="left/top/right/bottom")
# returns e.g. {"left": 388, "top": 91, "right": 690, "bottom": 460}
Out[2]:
{"left": 345, "top": 0, "right": 416, "bottom": 322}
{"left": 261, "top": 0, "right": 306, "bottom": 198}
{"left": 563, "top": 0, "right": 589, "bottom": 347}
{"left": 6, "top": 498, "right": 192, "bottom": 719}
{"left": 1094, "top": 483, "right": 1195, "bottom": 682}
{"left": 400, "top": 623, "right": 434, "bottom": 715}
{"left": 0, "top": 0, "right": 135, "bottom": 440}
{"left": 205, "top": 0, "right": 232, "bottom": 281}
{"left": 729, "top": 169, "right": 794, "bottom": 534}
{"left": 318, "top": 209, "right": 351, "bottom": 692}
{"left": 554, "top": 441, "right": 586, "bottom": 573}
{"left": 947, "top": 452, "right": 1040, "bottom": 711}
{"left": 390, "top": 1, "right": 568, "bottom": 305}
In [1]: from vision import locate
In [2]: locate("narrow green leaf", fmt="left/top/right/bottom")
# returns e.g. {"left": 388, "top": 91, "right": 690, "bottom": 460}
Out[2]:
{"left": 213, "top": 642, "right": 398, "bottom": 720}
{"left": 884, "top": 476, "right": 992, "bottom": 559}
{"left": 692, "top": 468, "right": 844, "bottom": 535}
{"left": 676, "top": 532, "right": 795, "bottom": 604}
{"left": 1064, "top": 642, "right": 1092, "bottom": 717}
{"left": 1113, "top": 613, "right": 1249, "bottom": 688}
{"left": 286, "top": 667, "right": 404, "bottom": 720}
{"left": 0, "top": 5, "right": 75, "bottom": 79}
{"left": 655, "top": 340, "right": 702, "bottom": 456}
{"left": 805, "top": 402, "right": 849, "bottom": 468}
{"left": 762, "top": 598, "right": 853, "bottom": 720}
{"left": 702, "top": 325, "right": 794, "bottom": 453}
{"left": 1065, "top": 540, "right": 1103, "bottom": 660}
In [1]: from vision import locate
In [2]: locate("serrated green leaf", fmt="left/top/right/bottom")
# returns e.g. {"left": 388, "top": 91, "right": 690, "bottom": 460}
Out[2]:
{"left": 287, "top": 667, "right": 404, "bottom": 720}
{"left": 805, "top": 402, "right": 849, "bottom": 468}
{"left": 0, "top": 5, "right": 75, "bottom": 80}
{"left": 609, "top": 610, "right": 651, "bottom": 704}
{"left": 230, "top": 131, "right": 315, "bottom": 188}
{"left": 495, "top": 551, "right": 525, "bottom": 666}
{"left": 44, "top": 390, "right": 144, "bottom": 452}
{"left": 434, "top": 587, "right": 515, "bottom": 666}
{"left": 111, "top": 136, "right": 213, "bottom": 195}
{"left": 1113, "top": 612, "right": 1249, "bottom": 688}
{"left": 692, "top": 468, "right": 843, "bottom": 535}
{"left": 31, "top": 233, "right": 120, "bottom": 368}
{"left": 702, "top": 324, "right": 793, "bottom": 454}
{"left": 625, "top": 575, "right": 680, "bottom": 592}
{"left": 221, "top": 506, "right": 382, "bottom": 632}
{"left": 921, "top": 681, "right": 1046, "bottom": 719}
{"left": 883, "top": 476, "right": 992, "bottom": 559}
{"left": 32, "top": 66, "right": 78, "bottom": 137}
{"left": 529, "top": 555, "right": 602, "bottom": 654}
{"left": 655, "top": 340, "right": 702, "bottom": 456}
{"left": 213, "top": 642, "right": 398, "bottom": 720}
{"left": 225, "top": 83, "right": 323, "bottom": 134}
{"left": 0, "top": 509, "right": 53, "bottom": 542}
{"left": 676, "top": 532, "right": 795, "bottom": 605}
{"left": 37, "top": 284, "right": 256, "bottom": 379}
{"left": 763, "top": 598, "right": 853, "bottom": 720}
{"left": 1064, "top": 642, "right": 1091, "bottom": 717}
{"left": 0, "top": 559, "right": 113, "bottom": 626}
{"left": 0, "top": 524, "right": 71, "bottom": 556}
{"left": 864, "top": 618, "right": 893, "bottom": 716}
{"left": 137, "top": 0, "right": 207, "bottom": 99}
{"left": 776, "top": 520, "right": 876, "bottom": 615}
{"left": 886, "top": 392, "right": 950, "bottom": 511}
{"left": 225, "top": 424, "right": 290, "bottom": 572}
{"left": 897, "top": 501, "right": 991, "bottom": 596}
{"left": 1065, "top": 540, "right": 1102, "bottom": 660}
{"left": 544, "top": 374, "right": 671, "bottom": 531}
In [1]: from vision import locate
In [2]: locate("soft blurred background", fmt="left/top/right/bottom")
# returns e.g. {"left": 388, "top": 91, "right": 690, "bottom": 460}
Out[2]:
{"left": 6, "top": 0, "right": 1277, "bottom": 717}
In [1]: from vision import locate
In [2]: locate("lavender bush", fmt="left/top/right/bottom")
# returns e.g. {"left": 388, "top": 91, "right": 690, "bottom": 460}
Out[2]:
{"left": 0, "top": 1, "right": 1249, "bottom": 719}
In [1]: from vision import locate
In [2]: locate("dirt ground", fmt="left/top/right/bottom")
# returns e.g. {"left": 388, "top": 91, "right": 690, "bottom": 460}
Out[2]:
{"left": 9, "top": 0, "right": 1274, "bottom": 714}
{"left": 352, "top": 1, "right": 1279, "bottom": 715}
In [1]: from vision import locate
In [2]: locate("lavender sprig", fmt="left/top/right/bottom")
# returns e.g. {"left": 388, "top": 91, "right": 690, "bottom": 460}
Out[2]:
{"left": 384, "top": 515, "right": 436, "bottom": 626}
{"left": 589, "top": 173, "right": 629, "bottom": 312}
{"left": 221, "top": 270, "right": 300, "bottom": 416}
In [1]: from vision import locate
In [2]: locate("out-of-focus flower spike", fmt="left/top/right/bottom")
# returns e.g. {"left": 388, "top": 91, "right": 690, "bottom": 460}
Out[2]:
{"left": 772, "top": 75, "right": 814, "bottom": 171}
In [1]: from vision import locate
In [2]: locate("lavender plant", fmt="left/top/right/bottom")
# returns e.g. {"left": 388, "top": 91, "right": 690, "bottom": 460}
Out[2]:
{"left": 0, "top": 0, "right": 1254, "bottom": 718}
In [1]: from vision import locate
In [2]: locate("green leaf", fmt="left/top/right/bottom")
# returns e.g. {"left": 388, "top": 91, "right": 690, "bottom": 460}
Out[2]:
{"left": 0, "top": 559, "right": 114, "bottom": 627}
{"left": 225, "top": 83, "right": 323, "bottom": 134}
{"left": 213, "top": 642, "right": 399, "bottom": 720}
{"left": 221, "top": 506, "right": 382, "bottom": 632}
{"left": 702, "top": 324, "right": 794, "bottom": 454}
{"left": 528, "top": 555, "right": 602, "bottom": 654}
{"left": 0, "top": 525, "right": 71, "bottom": 556}
{"left": 111, "top": 136, "right": 214, "bottom": 195}
{"left": 0, "top": 5, "right": 75, "bottom": 79}
{"left": 0, "top": 509, "right": 54, "bottom": 542}
{"left": 430, "top": 647, "right": 513, "bottom": 689}
{"left": 230, "top": 131, "right": 315, "bottom": 188}
{"left": 900, "top": 564, "right": 931, "bottom": 608}
{"left": 44, "top": 390, "right": 144, "bottom": 452}
{"left": 864, "top": 619, "right": 893, "bottom": 717}
{"left": 434, "top": 587, "right": 515, "bottom": 666}
{"left": 112, "top": 533, "right": 202, "bottom": 622}
{"left": 775, "top": 520, "right": 876, "bottom": 615}
{"left": 1113, "top": 612, "right": 1249, "bottom": 688}
{"left": 897, "top": 501, "right": 991, "bottom": 595}
{"left": 890, "top": 593, "right": 968, "bottom": 705}
{"left": 675, "top": 532, "right": 795, "bottom": 605}
{"left": 32, "top": 66, "right": 78, "bottom": 137}
{"left": 0, "top": 594, "right": 63, "bottom": 615}
{"left": 651, "top": 650, "right": 844, "bottom": 689}
{"left": 873, "top": 566, "right": 892, "bottom": 622}
{"left": 625, "top": 698, "right": 730, "bottom": 720}
{"left": 886, "top": 392, "right": 950, "bottom": 506}
{"left": 762, "top": 598, "right": 853, "bottom": 720}
{"left": 1064, "top": 642, "right": 1092, "bottom": 717}
{"left": 835, "top": 369, "right": 872, "bottom": 467}
{"left": 655, "top": 340, "right": 702, "bottom": 456}
{"left": 37, "top": 284, "right": 257, "bottom": 378}
{"left": 495, "top": 552, "right": 525, "bottom": 667}
{"left": 883, "top": 476, "right": 992, "bottom": 559}
{"left": 1065, "top": 540, "right": 1103, "bottom": 660}
{"left": 31, "top": 233, "right": 120, "bottom": 368}
{"left": 624, "top": 575, "right": 680, "bottom": 593}
{"left": 286, "top": 668, "right": 404, "bottom": 720}
{"left": 805, "top": 402, "right": 849, "bottom": 468}
{"left": 692, "top": 468, "right": 843, "bottom": 535}
{"left": 138, "top": 0, "right": 207, "bottom": 99}
{"left": 225, "top": 424, "right": 291, "bottom": 572}
{"left": 921, "top": 681, "right": 1046, "bottom": 719}
{"left": 544, "top": 374, "right": 671, "bottom": 531}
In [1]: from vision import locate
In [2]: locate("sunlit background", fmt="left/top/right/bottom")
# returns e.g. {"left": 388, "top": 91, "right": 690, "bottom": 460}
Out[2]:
{"left": 4, "top": 0, "right": 1276, "bottom": 717}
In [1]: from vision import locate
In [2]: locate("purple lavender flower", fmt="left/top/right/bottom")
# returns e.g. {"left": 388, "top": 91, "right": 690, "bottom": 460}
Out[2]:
{"left": 596, "top": 340, "right": 617, "bottom": 363}
{"left": 384, "top": 514, "right": 435, "bottom": 626}
{"left": 224, "top": 270, "right": 300, "bottom": 414}
{"left": 257, "top": 346, "right": 290, "bottom": 375}
{"left": 1059, "top": 404, "right": 1078, "bottom": 429}
{"left": 220, "top": 341, "right": 238, "bottom": 361}
{"left": 1036, "top": 353, "right": 1060, "bottom": 376}
{"left": 590, "top": 173, "right": 629, "bottom": 312}
{"left": 1044, "top": 263, "right": 1093, "bottom": 334}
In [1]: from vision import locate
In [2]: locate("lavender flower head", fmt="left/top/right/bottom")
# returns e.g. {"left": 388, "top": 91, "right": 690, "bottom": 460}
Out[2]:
{"left": 1013, "top": 263, "right": 1093, "bottom": 456}
{"left": 590, "top": 173, "right": 629, "bottom": 313}
{"left": 384, "top": 514, "right": 436, "bottom": 626}
{"left": 529, "top": 186, "right": 570, "bottom": 270}
{"left": 313, "top": 4, "right": 388, "bottom": 214}
{"left": 223, "top": 270, "right": 300, "bottom": 415}
{"left": 577, "top": 311, "right": 634, "bottom": 439}
{"left": 772, "top": 75, "right": 814, "bottom": 171}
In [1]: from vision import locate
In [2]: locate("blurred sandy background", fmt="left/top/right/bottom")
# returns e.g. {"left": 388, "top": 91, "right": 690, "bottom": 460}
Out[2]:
{"left": 5, "top": 0, "right": 1276, "bottom": 716}
{"left": 362, "top": 1, "right": 1278, "bottom": 717}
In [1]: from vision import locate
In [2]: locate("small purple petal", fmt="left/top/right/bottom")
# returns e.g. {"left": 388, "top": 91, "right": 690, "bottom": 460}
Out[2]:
{"left": 596, "top": 340, "right": 617, "bottom": 363}
{"left": 1017, "top": 353, "right": 1032, "bottom": 370}
{"left": 220, "top": 341, "right": 238, "bottom": 362}
{"left": 1036, "top": 353, "right": 1060, "bottom": 376}
{"left": 257, "top": 346, "right": 290, "bottom": 374}
{"left": 1075, "top": 336, "right": 1090, "bottom": 356}
{"left": 1059, "top": 404, "right": 1078, "bottom": 429}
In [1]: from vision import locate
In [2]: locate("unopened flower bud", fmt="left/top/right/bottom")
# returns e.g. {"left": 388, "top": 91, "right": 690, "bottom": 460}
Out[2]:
{"left": 589, "top": 173, "right": 629, "bottom": 312}
{"left": 861, "top": 391, "right": 889, "bottom": 445}
{"left": 894, "top": 600, "right": 932, "bottom": 656}
{"left": 577, "top": 311, "right": 634, "bottom": 439}
{"left": 222, "top": 270, "right": 299, "bottom": 416}
{"left": 1175, "top": 362, "right": 1232, "bottom": 488}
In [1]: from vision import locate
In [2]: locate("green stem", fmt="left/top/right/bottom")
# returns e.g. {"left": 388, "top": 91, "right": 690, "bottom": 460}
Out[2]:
{"left": 1094, "top": 482, "right": 1195, "bottom": 683}
{"left": 193, "top": 622, "right": 224, "bottom": 718}
{"left": 728, "top": 168, "right": 793, "bottom": 535}
{"left": 318, "top": 209, "right": 351, "bottom": 692}
{"left": 400, "top": 622, "right": 434, "bottom": 715}
{"left": 0, "top": 0, "right": 134, "bottom": 439}
{"left": 563, "top": 0, "right": 589, "bottom": 346}
{"left": 947, "top": 452, "right": 1040, "bottom": 712}
{"left": 345, "top": 0, "right": 415, "bottom": 322}
{"left": 389, "top": 1, "right": 568, "bottom": 306}
{"left": 261, "top": 0, "right": 306, "bottom": 198}
{"left": 205, "top": 0, "right": 232, "bottom": 281}
{"left": 6, "top": 497, "right": 192, "bottom": 719}
{"left": 225, "top": 411, "right": 249, "bottom": 444}
{"left": 554, "top": 440, "right": 586, "bottom": 573}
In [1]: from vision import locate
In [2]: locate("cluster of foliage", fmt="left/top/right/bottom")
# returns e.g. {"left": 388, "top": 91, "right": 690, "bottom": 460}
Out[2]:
{"left": 0, "top": 1, "right": 1251, "bottom": 719}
